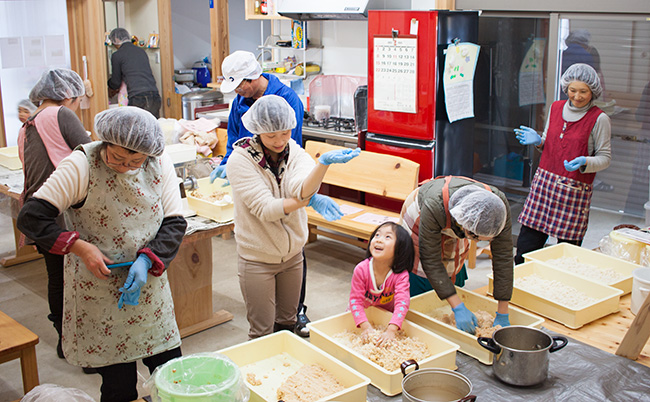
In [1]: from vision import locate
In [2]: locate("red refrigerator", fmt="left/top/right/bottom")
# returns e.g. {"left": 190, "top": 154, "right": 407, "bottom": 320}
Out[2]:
{"left": 365, "top": 10, "right": 479, "bottom": 211}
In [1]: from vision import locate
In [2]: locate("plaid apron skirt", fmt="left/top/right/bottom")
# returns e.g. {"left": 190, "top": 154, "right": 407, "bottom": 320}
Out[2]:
{"left": 518, "top": 168, "right": 593, "bottom": 241}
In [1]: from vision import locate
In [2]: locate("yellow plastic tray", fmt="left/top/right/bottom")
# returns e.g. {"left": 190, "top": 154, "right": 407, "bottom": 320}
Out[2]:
{"left": 406, "top": 287, "right": 544, "bottom": 365}
{"left": 186, "top": 177, "right": 233, "bottom": 223}
{"left": 218, "top": 331, "right": 370, "bottom": 402}
{"left": 308, "top": 306, "right": 459, "bottom": 396}
{"left": 523, "top": 243, "right": 637, "bottom": 294}
{"left": 488, "top": 261, "right": 623, "bottom": 329}
{"left": 0, "top": 146, "right": 21, "bottom": 170}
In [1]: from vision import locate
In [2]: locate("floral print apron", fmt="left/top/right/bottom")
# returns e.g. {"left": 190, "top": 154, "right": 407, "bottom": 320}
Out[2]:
{"left": 62, "top": 142, "right": 180, "bottom": 367}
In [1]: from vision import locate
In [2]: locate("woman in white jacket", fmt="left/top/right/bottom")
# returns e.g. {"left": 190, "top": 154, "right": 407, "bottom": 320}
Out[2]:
{"left": 227, "top": 95, "right": 359, "bottom": 339}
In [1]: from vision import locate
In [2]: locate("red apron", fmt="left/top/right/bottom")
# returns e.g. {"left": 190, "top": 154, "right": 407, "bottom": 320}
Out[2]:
{"left": 519, "top": 101, "right": 603, "bottom": 240}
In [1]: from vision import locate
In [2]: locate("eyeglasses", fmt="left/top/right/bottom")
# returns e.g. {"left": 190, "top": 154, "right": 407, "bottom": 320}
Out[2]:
{"left": 234, "top": 79, "right": 252, "bottom": 94}
{"left": 104, "top": 148, "right": 147, "bottom": 170}
{"left": 465, "top": 230, "right": 480, "bottom": 240}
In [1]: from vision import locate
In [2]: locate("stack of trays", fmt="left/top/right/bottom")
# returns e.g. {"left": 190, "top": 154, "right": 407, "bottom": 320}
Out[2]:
{"left": 0, "top": 146, "right": 21, "bottom": 170}
{"left": 308, "top": 306, "right": 459, "bottom": 396}
{"left": 186, "top": 177, "right": 234, "bottom": 223}
{"left": 406, "top": 288, "right": 544, "bottom": 365}
{"left": 218, "top": 331, "right": 370, "bottom": 402}
{"left": 488, "top": 261, "right": 623, "bottom": 329}
{"left": 523, "top": 243, "right": 637, "bottom": 294}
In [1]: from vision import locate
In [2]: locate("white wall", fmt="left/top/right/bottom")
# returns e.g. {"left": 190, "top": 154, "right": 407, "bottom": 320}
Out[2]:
{"left": 0, "top": 0, "right": 70, "bottom": 146}
{"left": 171, "top": 0, "right": 211, "bottom": 70}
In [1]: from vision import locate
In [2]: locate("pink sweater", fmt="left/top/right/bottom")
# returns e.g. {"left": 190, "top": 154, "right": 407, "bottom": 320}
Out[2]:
{"left": 349, "top": 258, "right": 410, "bottom": 328}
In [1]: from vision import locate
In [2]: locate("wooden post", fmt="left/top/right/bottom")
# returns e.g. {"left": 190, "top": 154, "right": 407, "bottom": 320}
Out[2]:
{"left": 66, "top": 0, "right": 108, "bottom": 137}
{"left": 435, "top": 0, "right": 456, "bottom": 10}
{"left": 211, "top": 0, "right": 230, "bottom": 80}
{"left": 158, "top": 0, "right": 182, "bottom": 119}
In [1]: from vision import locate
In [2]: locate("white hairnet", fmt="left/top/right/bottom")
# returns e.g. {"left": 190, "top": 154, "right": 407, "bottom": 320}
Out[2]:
{"left": 560, "top": 63, "right": 602, "bottom": 100}
{"left": 449, "top": 185, "right": 507, "bottom": 238}
{"left": 109, "top": 28, "right": 131, "bottom": 45}
{"left": 29, "top": 68, "right": 85, "bottom": 104}
{"left": 18, "top": 99, "right": 37, "bottom": 113}
{"left": 241, "top": 95, "right": 297, "bottom": 134}
{"left": 94, "top": 106, "right": 164, "bottom": 156}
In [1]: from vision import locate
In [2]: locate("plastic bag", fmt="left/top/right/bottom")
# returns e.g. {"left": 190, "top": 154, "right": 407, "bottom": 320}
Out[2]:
{"left": 145, "top": 352, "right": 250, "bottom": 402}
{"left": 22, "top": 384, "right": 95, "bottom": 402}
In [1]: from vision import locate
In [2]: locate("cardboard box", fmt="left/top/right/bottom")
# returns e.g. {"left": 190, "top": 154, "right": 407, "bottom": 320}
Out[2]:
{"left": 186, "top": 177, "right": 233, "bottom": 223}
{"left": 407, "top": 287, "right": 544, "bottom": 365}
{"left": 488, "top": 261, "right": 623, "bottom": 329}
{"left": 308, "top": 306, "right": 459, "bottom": 396}
{"left": 523, "top": 243, "right": 637, "bottom": 294}
{"left": 218, "top": 331, "right": 370, "bottom": 402}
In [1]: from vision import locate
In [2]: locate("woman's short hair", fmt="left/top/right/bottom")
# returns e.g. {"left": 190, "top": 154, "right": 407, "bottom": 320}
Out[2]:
{"left": 365, "top": 222, "right": 415, "bottom": 274}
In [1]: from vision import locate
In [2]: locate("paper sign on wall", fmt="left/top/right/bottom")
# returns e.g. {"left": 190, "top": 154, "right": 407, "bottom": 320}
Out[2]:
{"left": 443, "top": 42, "right": 480, "bottom": 123}
{"left": 518, "top": 38, "right": 546, "bottom": 106}
{"left": 373, "top": 36, "right": 417, "bottom": 113}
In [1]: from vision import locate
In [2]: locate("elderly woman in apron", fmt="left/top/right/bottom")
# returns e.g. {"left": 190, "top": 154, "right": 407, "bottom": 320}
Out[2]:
{"left": 400, "top": 176, "right": 513, "bottom": 334}
{"left": 514, "top": 63, "right": 611, "bottom": 264}
{"left": 18, "top": 107, "right": 187, "bottom": 402}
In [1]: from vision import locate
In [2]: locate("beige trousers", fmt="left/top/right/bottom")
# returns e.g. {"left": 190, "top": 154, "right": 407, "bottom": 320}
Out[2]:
{"left": 238, "top": 252, "right": 303, "bottom": 339}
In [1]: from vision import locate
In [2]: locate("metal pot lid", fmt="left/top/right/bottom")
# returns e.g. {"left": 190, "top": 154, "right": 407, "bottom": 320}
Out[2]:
{"left": 181, "top": 88, "right": 223, "bottom": 102}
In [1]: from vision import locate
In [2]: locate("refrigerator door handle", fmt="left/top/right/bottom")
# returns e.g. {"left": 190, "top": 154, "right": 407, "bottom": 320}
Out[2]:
{"left": 366, "top": 133, "right": 435, "bottom": 150}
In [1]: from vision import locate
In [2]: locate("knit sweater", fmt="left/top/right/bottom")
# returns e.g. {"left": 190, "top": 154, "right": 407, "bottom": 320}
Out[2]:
{"left": 227, "top": 137, "right": 316, "bottom": 263}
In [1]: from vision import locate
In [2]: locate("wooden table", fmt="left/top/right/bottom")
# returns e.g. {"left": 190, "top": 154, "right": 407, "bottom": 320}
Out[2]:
{"left": 0, "top": 185, "right": 42, "bottom": 267}
{"left": 474, "top": 285, "right": 650, "bottom": 368}
{"left": 0, "top": 310, "right": 39, "bottom": 394}
{"left": 168, "top": 223, "right": 235, "bottom": 338}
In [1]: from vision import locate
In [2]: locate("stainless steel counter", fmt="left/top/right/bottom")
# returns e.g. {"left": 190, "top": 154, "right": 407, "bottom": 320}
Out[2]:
{"left": 302, "top": 126, "right": 358, "bottom": 148}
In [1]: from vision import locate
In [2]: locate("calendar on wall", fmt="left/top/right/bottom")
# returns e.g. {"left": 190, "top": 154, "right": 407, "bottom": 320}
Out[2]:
{"left": 372, "top": 36, "right": 418, "bottom": 113}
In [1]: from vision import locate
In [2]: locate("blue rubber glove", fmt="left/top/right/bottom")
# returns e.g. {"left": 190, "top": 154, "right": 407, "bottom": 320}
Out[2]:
{"left": 118, "top": 254, "right": 151, "bottom": 308}
{"left": 452, "top": 303, "right": 479, "bottom": 334}
{"left": 514, "top": 125, "right": 541, "bottom": 146}
{"left": 308, "top": 194, "right": 343, "bottom": 221}
{"left": 564, "top": 156, "right": 587, "bottom": 172}
{"left": 493, "top": 312, "right": 510, "bottom": 327}
{"left": 209, "top": 164, "right": 227, "bottom": 183}
{"left": 318, "top": 147, "right": 361, "bottom": 165}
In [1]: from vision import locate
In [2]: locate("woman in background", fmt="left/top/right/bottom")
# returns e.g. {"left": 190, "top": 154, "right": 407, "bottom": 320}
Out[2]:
{"left": 17, "top": 68, "right": 90, "bottom": 359}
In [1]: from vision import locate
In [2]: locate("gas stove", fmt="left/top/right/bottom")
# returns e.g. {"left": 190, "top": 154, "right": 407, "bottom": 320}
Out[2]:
{"left": 304, "top": 116, "right": 357, "bottom": 134}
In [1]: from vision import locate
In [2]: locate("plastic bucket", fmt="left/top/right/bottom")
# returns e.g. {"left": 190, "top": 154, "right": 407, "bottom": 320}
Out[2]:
{"left": 631, "top": 268, "right": 650, "bottom": 315}
{"left": 154, "top": 354, "right": 249, "bottom": 402}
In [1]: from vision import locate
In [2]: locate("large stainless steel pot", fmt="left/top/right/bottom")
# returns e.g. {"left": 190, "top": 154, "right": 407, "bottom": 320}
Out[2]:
{"left": 477, "top": 326, "right": 568, "bottom": 386}
{"left": 181, "top": 88, "right": 224, "bottom": 120}
{"left": 401, "top": 360, "right": 476, "bottom": 402}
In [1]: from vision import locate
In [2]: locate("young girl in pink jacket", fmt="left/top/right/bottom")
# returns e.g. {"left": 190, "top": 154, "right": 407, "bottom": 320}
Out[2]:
{"left": 349, "top": 221, "right": 414, "bottom": 346}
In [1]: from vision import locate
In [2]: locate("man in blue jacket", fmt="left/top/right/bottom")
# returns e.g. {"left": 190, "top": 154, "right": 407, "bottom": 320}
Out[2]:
{"left": 211, "top": 50, "right": 310, "bottom": 336}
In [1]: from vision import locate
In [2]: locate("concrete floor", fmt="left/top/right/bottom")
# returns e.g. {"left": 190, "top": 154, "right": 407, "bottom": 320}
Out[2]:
{"left": 0, "top": 200, "right": 644, "bottom": 401}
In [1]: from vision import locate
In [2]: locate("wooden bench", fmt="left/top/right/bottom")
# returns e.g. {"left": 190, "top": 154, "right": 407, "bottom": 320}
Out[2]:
{"left": 0, "top": 310, "right": 39, "bottom": 395}
{"left": 305, "top": 141, "right": 420, "bottom": 249}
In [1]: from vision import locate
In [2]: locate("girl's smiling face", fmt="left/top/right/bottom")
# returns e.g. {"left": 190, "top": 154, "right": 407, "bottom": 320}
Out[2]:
{"left": 369, "top": 224, "right": 396, "bottom": 265}
{"left": 567, "top": 81, "right": 593, "bottom": 108}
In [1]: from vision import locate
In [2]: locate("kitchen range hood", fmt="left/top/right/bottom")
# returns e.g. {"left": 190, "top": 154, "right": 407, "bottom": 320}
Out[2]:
{"left": 277, "top": 0, "right": 411, "bottom": 20}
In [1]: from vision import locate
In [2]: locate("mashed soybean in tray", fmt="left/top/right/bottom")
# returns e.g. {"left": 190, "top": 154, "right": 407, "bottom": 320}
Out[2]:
{"left": 545, "top": 256, "right": 625, "bottom": 284}
{"left": 189, "top": 189, "right": 232, "bottom": 204}
{"left": 332, "top": 325, "right": 432, "bottom": 371}
{"left": 431, "top": 308, "right": 501, "bottom": 337}
{"left": 276, "top": 364, "right": 344, "bottom": 402}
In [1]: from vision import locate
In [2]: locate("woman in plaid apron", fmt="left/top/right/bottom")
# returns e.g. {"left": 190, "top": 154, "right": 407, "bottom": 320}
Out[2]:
{"left": 400, "top": 176, "right": 513, "bottom": 334}
{"left": 514, "top": 64, "right": 611, "bottom": 264}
